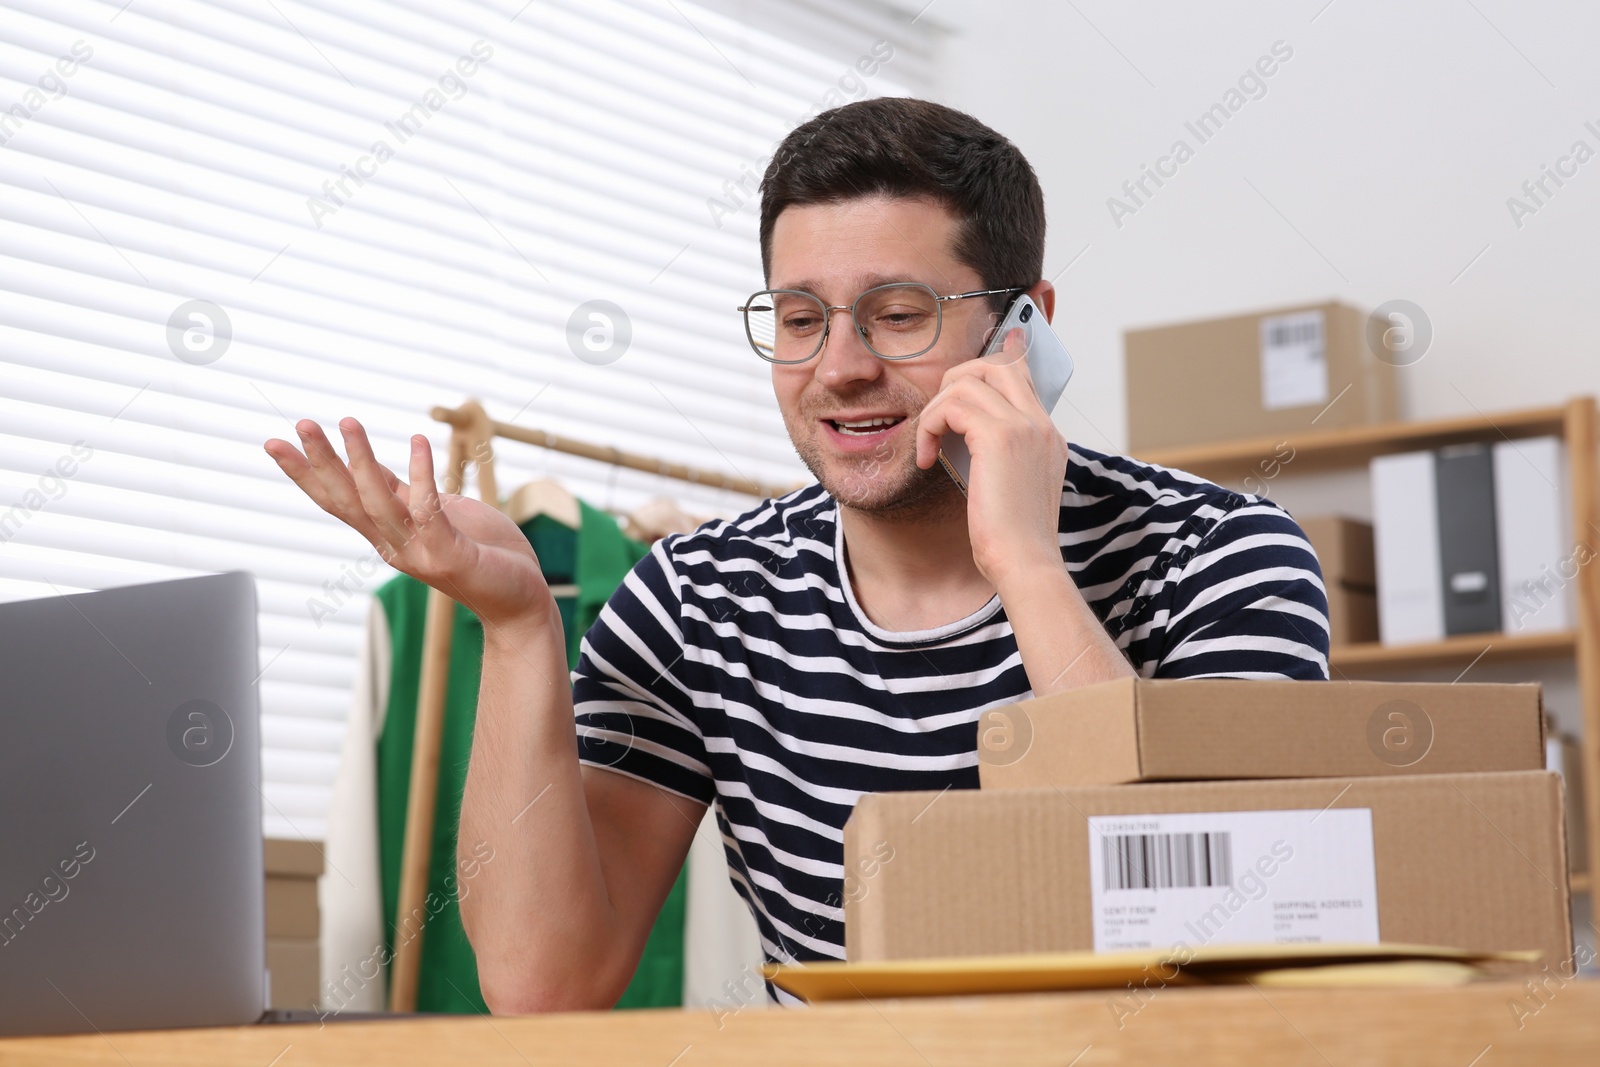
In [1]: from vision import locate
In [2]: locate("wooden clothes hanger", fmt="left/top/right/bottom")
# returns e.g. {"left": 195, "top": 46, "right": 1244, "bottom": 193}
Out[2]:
{"left": 503, "top": 478, "right": 582, "bottom": 529}
{"left": 624, "top": 495, "right": 708, "bottom": 542}
{"left": 501, "top": 477, "right": 580, "bottom": 598}
{"left": 387, "top": 399, "right": 801, "bottom": 1012}
{"left": 502, "top": 466, "right": 646, "bottom": 598}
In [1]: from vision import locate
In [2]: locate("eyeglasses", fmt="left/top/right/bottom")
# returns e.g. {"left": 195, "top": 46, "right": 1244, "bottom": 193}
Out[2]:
{"left": 737, "top": 282, "right": 1025, "bottom": 365}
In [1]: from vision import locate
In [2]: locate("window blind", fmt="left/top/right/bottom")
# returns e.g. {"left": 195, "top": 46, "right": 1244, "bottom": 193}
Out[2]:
{"left": 0, "top": 0, "right": 929, "bottom": 838}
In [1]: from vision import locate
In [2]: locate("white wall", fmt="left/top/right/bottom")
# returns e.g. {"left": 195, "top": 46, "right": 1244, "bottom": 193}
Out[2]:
{"left": 927, "top": 0, "right": 1600, "bottom": 451}
{"left": 920, "top": 0, "right": 1600, "bottom": 793}
{"left": 926, "top": 4, "right": 1600, "bottom": 966}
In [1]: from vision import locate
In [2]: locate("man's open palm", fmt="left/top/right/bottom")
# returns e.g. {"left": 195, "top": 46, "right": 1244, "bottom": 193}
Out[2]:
{"left": 264, "top": 418, "right": 549, "bottom": 631}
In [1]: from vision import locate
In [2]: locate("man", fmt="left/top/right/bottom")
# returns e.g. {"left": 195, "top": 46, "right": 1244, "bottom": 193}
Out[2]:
{"left": 265, "top": 98, "right": 1328, "bottom": 1013}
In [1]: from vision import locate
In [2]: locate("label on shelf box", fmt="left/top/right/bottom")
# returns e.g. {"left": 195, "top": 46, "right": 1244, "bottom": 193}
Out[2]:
{"left": 1260, "top": 309, "right": 1329, "bottom": 410}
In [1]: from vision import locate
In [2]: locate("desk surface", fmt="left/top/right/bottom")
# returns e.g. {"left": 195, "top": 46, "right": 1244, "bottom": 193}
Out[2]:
{"left": 0, "top": 980, "right": 1593, "bottom": 1066}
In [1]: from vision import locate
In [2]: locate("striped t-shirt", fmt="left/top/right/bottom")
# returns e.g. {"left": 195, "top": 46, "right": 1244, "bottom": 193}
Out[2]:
{"left": 571, "top": 444, "right": 1329, "bottom": 994}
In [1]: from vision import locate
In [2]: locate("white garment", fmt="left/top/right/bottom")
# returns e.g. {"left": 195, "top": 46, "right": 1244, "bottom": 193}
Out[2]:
{"left": 318, "top": 596, "right": 765, "bottom": 1012}
{"left": 318, "top": 599, "right": 390, "bottom": 1012}
{"left": 683, "top": 805, "right": 768, "bottom": 1012}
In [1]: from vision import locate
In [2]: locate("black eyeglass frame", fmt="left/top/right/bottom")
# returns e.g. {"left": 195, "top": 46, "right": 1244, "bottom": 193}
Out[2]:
{"left": 736, "top": 282, "right": 1027, "bottom": 365}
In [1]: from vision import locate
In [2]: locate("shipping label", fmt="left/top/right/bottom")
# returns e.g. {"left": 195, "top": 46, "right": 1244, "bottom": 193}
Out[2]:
{"left": 1086, "top": 807, "right": 1379, "bottom": 951}
{"left": 1260, "top": 309, "right": 1329, "bottom": 410}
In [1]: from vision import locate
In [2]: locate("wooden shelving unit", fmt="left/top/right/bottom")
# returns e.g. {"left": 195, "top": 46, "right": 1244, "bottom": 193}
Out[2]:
{"left": 1141, "top": 397, "right": 1600, "bottom": 895}
{"left": 1142, "top": 404, "right": 1572, "bottom": 482}
{"left": 1330, "top": 629, "right": 1578, "bottom": 671}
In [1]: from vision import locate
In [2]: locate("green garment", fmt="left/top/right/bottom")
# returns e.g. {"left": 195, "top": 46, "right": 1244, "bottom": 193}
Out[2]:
{"left": 375, "top": 501, "right": 684, "bottom": 1012}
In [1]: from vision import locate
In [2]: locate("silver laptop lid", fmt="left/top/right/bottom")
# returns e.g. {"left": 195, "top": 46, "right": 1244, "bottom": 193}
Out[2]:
{"left": 0, "top": 571, "right": 264, "bottom": 1036}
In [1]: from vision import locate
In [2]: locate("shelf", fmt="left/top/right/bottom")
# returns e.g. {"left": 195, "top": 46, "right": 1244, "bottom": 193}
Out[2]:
{"left": 1137, "top": 403, "right": 1570, "bottom": 482}
{"left": 1330, "top": 630, "right": 1577, "bottom": 673}
{"left": 1135, "top": 396, "right": 1600, "bottom": 921}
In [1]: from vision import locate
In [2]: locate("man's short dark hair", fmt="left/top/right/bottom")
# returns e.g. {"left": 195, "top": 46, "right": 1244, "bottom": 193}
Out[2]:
{"left": 759, "top": 97, "right": 1046, "bottom": 309}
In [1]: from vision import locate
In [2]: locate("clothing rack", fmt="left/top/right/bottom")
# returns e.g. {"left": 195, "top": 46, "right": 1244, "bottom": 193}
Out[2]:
{"left": 388, "top": 399, "right": 798, "bottom": 1011}
{"left": 428, "top": 404, "right": 794, "bottom": 498}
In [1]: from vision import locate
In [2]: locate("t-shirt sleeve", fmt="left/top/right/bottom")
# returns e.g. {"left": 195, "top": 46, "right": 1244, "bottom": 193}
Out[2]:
{"left": 571, "top": 536, "right": 715, "bottom": 805}
{"left": 1152, "top": 499, "right": 1331, "bottom": 679}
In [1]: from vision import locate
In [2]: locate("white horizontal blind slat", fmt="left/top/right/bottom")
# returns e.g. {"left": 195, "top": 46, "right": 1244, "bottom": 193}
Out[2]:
{"left": 0, "top": 0, "right": 929, "bottom": 838}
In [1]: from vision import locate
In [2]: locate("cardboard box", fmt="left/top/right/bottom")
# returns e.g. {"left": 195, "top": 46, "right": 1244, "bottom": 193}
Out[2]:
{"left": 264, "top": 838, "right": 323, "bottom": 941}
{"left": 1547, "top": 725, "right": 1590, "bottom": 875}
{"left": 844, "top": 771, "right": 1571, "bottom": 973}
{"left": 266, "top": 877, "right": 319, "bottom": 940}
{"left": 1296, "top": 516, "right": 1378, "bottom": 645}
{"left": 1326, "top": 583, "right": 1379, "bottom": 646}
{"left": 1125, "top": 301, "right": 1397, "bottom": 452}
{"left": 1299, "top": 516, "right": 1376, "bottom": 588}
{"left": 265, "top": 838, "right": 325, "bottom": 879}
{"left": 266, "top": 938, "right": 320, "bottom": 1010}
{"left": 977, "top": 679, "right": 1544, "bottom": 789}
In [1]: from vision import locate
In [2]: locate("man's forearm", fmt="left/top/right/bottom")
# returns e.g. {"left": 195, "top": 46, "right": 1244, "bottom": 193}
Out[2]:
{"left": 456, "top": 602, "right": 623, "bottom": 1011}
{"left": 999, "top": 562, "right": 1135, "bottom": 698}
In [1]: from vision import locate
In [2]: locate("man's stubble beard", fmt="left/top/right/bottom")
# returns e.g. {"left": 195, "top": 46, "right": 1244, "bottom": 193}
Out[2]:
{"left": 785, "top": 389, "right": 963, "bottom": 523}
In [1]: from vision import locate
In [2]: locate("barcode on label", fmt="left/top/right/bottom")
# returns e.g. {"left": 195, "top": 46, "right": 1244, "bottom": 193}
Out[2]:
{"left": 1265, "top": 319, "right": 1322, "bottom": 348}
{"left": 1102, "top": 831, "right": 1233, "bottom": 890}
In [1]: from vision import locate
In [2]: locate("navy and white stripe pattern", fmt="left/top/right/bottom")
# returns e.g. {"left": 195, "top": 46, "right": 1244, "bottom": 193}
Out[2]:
{"left": 572, "top": 444, "right": 1329, "bottom": 993}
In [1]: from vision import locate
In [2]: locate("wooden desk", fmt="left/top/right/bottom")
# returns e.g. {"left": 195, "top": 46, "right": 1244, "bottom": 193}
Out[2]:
{"left": 1, "top": 981, "right": 1594, "bottom": 1066}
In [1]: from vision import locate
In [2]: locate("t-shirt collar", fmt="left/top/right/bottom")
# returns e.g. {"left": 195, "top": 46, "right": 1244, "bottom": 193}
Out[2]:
{"left": 829, "top": 501, "right": 1004, "bottom": 649}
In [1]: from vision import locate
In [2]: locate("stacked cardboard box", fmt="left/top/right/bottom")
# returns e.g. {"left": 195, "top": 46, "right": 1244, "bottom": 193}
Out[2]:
{"left": 265, "top": 838, "right": 323, "bottom": 1010}
{"left": 1299, "top": 516, "right": 1379, "bottom": 646}
{"left": 1546, "top": 716, "right": 1590, "bottom": 876}
{"left": 1124, "top": 301, "right": 1397, "bottom": 453}
{"left": 845, "top": 679, "right": 1572, "bottom": 976}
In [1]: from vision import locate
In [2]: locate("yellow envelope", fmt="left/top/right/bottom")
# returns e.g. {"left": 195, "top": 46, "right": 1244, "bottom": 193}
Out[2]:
{"left": 765, "top": 942, "right": 1535, "bottom": 1002}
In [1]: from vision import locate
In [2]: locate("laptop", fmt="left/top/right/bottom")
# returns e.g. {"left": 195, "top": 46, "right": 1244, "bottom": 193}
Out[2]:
{"left": 0, "top": 572, "right": 267, "bottom": 1037}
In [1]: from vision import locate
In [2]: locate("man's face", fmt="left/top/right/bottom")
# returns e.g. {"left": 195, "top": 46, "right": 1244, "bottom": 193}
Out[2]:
{"left": 766, "top": 195, "right": 995, "bottom": 515}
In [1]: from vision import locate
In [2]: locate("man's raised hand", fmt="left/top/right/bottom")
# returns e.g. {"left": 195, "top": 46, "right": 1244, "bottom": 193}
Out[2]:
{"left": 264, "top": 418, "right": 551, "bottom": 633}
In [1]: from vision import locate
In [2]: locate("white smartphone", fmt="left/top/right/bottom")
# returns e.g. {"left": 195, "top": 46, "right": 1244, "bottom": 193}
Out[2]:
{"left": 937, "top": 293, "right": 1074, "bottom": 495}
